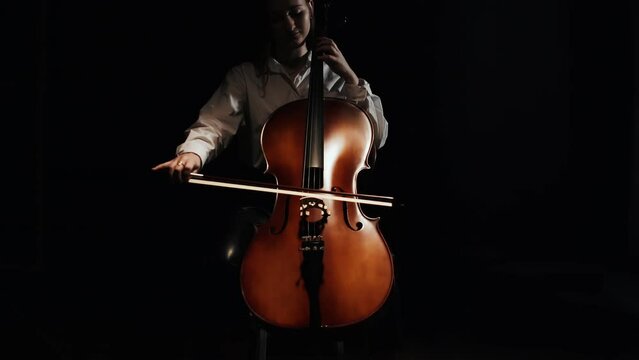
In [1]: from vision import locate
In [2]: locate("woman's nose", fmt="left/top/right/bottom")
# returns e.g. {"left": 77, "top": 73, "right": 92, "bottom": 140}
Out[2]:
{"left": 284, "top": 15, "right": 296, "bottom": 31}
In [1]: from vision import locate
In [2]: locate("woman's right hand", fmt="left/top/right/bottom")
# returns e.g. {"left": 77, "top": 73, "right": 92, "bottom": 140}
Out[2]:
{"left": 151, "top": 152, "right": 202, "bottom": 183}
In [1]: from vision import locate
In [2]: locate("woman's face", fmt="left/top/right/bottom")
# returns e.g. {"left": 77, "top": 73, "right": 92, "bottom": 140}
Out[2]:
{"left": 268, "top": 0, "right": 313, "bottom": 52}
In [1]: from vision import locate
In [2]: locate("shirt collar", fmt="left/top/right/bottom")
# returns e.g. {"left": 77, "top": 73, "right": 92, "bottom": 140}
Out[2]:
{"left": 266, "top": 51, "right": 312, "bottom": 74}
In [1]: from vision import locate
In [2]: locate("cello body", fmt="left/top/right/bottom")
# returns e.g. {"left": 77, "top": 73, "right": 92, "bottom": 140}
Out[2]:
{"left": 240, "top": 98, "right": 394, "bottom": 329}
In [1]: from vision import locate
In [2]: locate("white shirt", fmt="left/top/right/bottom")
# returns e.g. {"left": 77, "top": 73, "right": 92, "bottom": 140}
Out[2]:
{"left": 176, "top": 52, "right": 389, "bottom": 169}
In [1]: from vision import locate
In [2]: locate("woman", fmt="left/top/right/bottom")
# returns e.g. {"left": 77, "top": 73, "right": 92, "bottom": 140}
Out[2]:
{"left": 152, "top": 0, "right": 388, "bottom": 183}
{"left": 152, "top": 1, "right": 398, "bottom": 357}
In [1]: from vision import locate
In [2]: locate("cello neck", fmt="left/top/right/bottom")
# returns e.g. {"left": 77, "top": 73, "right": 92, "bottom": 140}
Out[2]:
{"left": 302, "top": 0, "right": 329, "bottom": 187}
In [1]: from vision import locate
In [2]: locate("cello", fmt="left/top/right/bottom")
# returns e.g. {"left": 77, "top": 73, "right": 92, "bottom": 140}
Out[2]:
{"left": 237, "top": 0, "right": 395, "bottom": 329}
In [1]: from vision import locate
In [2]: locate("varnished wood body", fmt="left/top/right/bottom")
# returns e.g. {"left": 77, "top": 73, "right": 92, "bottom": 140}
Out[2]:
{"left": 240, "top": 98, "right": 394, "bottom": 329}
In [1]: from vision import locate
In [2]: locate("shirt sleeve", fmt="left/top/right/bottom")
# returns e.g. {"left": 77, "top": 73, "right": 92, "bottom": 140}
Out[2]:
{"left": 335, "top": 78, "right": 389, "bottom": 149}
{"left": 176, "top": 66, "right": 247, "bottom": 165}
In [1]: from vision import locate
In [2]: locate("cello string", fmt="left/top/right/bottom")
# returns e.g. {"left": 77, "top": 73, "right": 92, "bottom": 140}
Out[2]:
{"left": 307, "top": 62, "right": 318, "bottom": 238}
{"left": 308, "top": 29, "right": 317, "bottom": 238}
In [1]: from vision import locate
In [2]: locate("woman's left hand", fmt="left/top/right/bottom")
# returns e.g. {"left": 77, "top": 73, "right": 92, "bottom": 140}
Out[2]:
{"left": 315, "top": 37, "right": 359, "bottom": 85}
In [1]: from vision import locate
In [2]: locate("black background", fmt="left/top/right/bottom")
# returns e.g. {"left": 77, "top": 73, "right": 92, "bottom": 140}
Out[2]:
{"left": 3, "top": 0, "right": 639, "bottom": 359}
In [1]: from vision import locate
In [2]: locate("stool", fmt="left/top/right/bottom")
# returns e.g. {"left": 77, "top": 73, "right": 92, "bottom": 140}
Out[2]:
{"left": 249, "top": 316, "right": 347, "bottom": 360}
